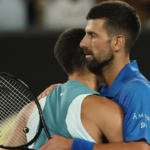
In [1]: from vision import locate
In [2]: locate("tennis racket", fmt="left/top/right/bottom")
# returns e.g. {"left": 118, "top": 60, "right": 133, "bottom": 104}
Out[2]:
{"left": 0, "top": 72, "right": 51, "bottom": 150}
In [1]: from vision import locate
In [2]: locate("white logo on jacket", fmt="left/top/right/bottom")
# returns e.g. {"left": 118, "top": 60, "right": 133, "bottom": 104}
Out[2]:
{"left": 60, "top": 89, "right": 68, "bottom": 96}
{"left": 141, "top": 122, "right": 147, "bottom": 128}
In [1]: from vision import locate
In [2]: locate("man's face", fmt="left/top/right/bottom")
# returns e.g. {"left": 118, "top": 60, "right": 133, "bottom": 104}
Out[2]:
{"left": 80, "top": 19, "right": 114, "bottom": 74}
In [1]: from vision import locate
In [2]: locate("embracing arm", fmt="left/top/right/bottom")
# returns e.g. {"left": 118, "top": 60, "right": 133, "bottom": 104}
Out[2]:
{"left": 71, "top": 83, "right": 150, "bottom": 150}
{"left": 93, "top": 140, "right": 149, "bottom": 150}
{"left": 4, "top": 108, "right": 27, "bottom": 147}
{"left": 81, "top": 95, "right": 124, "bottom": 143}
{"left": 4, "top": 102, "right": 35, "bottom": 147}
{"left": 39, "top": 95, "right": 125, "bottom": 150}
{"left": 37, "top": 83, "right": 61, "bottom": 100}
{"left": 38, "top": 135, "right": 150, "bottom": 150}
{"left": 39, "top": 94, "right": 150, "bottom": 150}
{"left": 72, "top": 95, "right": 150, "bottom": 150}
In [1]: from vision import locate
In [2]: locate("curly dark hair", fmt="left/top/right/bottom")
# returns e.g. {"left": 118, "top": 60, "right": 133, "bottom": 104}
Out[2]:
{"left": 54, "top": 28, "right": 86, "bottom": 75}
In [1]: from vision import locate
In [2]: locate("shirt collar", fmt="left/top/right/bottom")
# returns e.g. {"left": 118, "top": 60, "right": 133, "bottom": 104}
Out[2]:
{"left": 100, "top": 60, "right": 139, "bottom": 97}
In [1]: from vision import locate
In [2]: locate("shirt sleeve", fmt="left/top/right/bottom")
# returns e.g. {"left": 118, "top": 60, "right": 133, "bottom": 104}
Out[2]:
{"left": 122, "top": 80, "right": 150, "bottom": 144}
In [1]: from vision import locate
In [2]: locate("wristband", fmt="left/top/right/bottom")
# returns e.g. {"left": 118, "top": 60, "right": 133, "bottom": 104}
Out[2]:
{"left": 71, "top": 138, "right": 95, "bottom": 150}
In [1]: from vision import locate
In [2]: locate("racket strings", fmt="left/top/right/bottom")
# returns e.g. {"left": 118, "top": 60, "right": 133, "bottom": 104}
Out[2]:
{"left": 0, "top": 76, "right": 33, "bottom": 103}
{"left": 0, "top": 80, "right": 38, "bottom": 128}
{"left": 0, "top": 108, "right": 38, "bottom": 140}
{"left": 0, "top": 111, "right": 39, "bottom": 147}
{"left": 3, "top": 113, "right": 31, "bottom": 147}
{"left": 0, "top": 116, "right": 26, "bottom": 146}
{"left": 0, "top": 105, "right": 39, "bottom": 147}
{"left": 0, "top": 76, "right": 36, "bottom": 114}
{"left": 0, "top": 75, "right": 41, "bottom": 147}
{"left": 0, "top": 92, "right": 40, "bottom": 129}
{"left": 0, "top": 88, "right": 36, "bottom": 117}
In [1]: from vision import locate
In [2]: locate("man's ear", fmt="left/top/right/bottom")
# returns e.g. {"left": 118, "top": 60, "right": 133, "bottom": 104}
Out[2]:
{"left": 111, "top": 35, "right": 125, "bottom": 53}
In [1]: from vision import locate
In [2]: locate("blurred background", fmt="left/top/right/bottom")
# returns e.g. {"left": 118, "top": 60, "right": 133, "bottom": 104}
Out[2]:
{"left": 0, "top": 0, "right": 150, "bottom": 96}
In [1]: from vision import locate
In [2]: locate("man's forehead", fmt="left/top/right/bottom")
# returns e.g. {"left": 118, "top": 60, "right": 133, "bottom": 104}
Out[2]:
{"left": 85, "top": 19, "right": 106, "bottom": 32}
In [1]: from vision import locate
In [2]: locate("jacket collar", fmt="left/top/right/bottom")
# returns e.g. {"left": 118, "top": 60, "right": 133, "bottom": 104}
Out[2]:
{"left": 100, "top": 60, "right": 139, "bottom": 97}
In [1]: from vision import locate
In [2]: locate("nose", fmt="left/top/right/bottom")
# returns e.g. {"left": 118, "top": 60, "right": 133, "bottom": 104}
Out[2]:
{"left": 80, "top": 35, "right": 88, "bottom": 49}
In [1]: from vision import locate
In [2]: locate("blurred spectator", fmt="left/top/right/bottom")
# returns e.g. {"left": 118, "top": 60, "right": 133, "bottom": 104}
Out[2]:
{"left": 25, "top": 0, "right": 44, "bottom": 29}
{"left": 0, "top": 0, "right": 28, "bottom": 31}
{"left": 26, "top": 0, "right": 37, "bottom": 27}
{"left": 41, "top": 0, "right": 95, "bottom": 30}
{"left": 1, "top": 0, "right": 149, "bottom": 31}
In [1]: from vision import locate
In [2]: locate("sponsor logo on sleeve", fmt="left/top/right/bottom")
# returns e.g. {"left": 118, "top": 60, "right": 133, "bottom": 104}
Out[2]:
{"left": 133, "top": 113, "right": 150, "bottom": 121}
{"left": 60, "top": 89, "right": 68, "bottom": 96}
{"left": 141, "top": 122, "right": 147, "bottom": 128}
{"left": 133, "top": 113, "right": 149, "bottom": 128}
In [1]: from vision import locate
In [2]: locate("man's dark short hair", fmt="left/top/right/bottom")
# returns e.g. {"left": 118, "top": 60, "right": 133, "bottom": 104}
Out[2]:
{"left": 87, "top": 1, "right": 141, "bottom": 53}
{"left": 54, "top": 28, "right": 86, "bottom": 75}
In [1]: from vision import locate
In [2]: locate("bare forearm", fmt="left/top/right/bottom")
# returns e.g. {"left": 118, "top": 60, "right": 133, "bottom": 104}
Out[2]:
{"left": 93, "top": 141, "right": 149, "bottom": 150}
{"left": 38, "top": 135, "right": 150, "bottom": 150}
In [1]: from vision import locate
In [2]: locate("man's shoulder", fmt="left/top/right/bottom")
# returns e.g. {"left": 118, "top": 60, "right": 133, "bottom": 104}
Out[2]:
{"left": 83, "top": 95, "right": 122, "bottom": 115}
{"left": 121, "top": 78, "right": 150, "bottom": 93}
{"left": 82, "top": 95, "right": 124, "bottom": 134}
{"left": 117, "top": 78, "right": 150, "bottom": 107}
{"left": 59, "top": 80, "right": 100, "bottom": 95}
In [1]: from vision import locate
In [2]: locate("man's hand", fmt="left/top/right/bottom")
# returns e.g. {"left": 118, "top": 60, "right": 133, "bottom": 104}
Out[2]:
{"left": 37, "top": 83, "right": 61, "bottom": 100}
{"left": 39, "top": 134, "right": 73, "bottom": 150}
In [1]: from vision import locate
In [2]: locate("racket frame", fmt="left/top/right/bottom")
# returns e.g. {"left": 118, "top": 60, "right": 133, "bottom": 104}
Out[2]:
{"left": 0, "top": 72, "right": 51, "bottom": 149}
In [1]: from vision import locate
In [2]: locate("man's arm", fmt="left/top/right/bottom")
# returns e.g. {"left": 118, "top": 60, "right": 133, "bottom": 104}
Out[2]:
{"left": 39, "top": 95, "right": 124, "bottom": 150}
{"left": 81, "top": 95, "right": 124, "bottom": 143}
{"left": 37, "top": 84, "right": 61, "bottom": 100}
{"left": 39, "top": 94, "right": 150, "bottom": 150}
{"left": 93, "top": 140, "right": 149, "bottom": 150}
{"left": 4, "top": 108, "right": 28, "bottom": 147}
{"left": 4, "top": 102, "right": 35, "bottom": 147}
{"left": 39, "top": 135, "right": 149, "bottom": 150}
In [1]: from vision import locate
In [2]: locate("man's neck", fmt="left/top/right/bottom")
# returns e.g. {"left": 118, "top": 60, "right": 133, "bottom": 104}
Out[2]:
{"left": 68, "top": 72, "right": 99, "bottom": 91}
{"left": 102, "top": 56, "right": 130, "bottom": 89}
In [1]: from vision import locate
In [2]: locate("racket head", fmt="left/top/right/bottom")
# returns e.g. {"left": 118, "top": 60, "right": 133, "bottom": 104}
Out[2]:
{"left": 0, "top": 72, "right": 43, "bottom": 149}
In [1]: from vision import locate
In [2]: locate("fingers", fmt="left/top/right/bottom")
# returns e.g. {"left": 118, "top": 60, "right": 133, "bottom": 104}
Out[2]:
{"left": 51, "top": 134, "right": 58, "bottom": 138}
{"left": 39, "top": 144, "right": 46, "bottom": 150}
{"left": 37, "top": 83, "right": 61, "bottom": 100}
{"left": 37, "top": 91, "right": 45, "bottom": 100}
{"left": 39, "top": 135, "right": 56, "bottom": 150}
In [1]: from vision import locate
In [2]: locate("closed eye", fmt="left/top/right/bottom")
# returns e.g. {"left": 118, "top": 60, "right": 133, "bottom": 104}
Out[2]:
{"left": 87, "top": 32, "right": 95, "bottom": 38}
